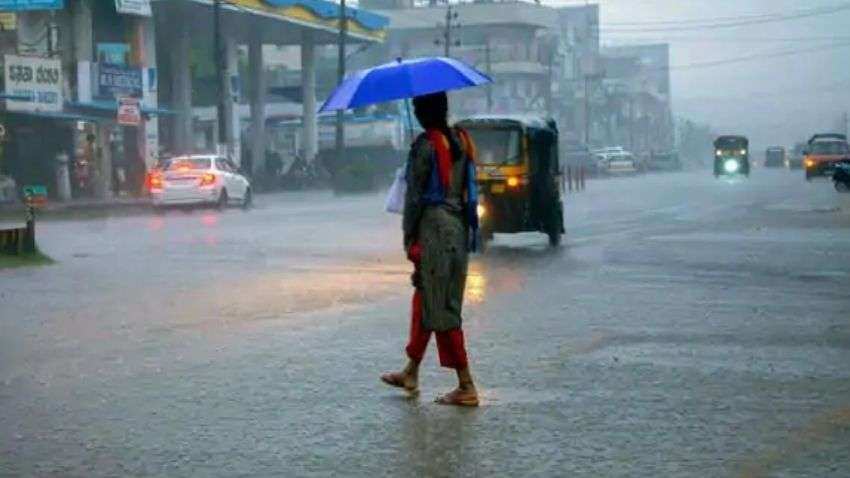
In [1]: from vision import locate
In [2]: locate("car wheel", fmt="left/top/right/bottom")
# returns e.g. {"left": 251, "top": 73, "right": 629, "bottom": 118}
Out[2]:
{"left": 217, "top": 189, "right": 228, "bottom": 210}
{"left": 242, "top": 187, "right": 253, "bottom": 209}
{"left": 836, "top": 181, "right": 850, "bottom": 193}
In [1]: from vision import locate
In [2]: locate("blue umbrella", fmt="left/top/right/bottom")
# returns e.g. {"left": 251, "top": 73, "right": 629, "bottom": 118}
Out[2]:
{"left": 319, "top": 57, "right": 492, "bottom": 113}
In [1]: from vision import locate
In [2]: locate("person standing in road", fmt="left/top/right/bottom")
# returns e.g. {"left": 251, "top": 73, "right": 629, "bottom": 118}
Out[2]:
{"left": 381, "top": 92, "right": 480, "bottom": 407}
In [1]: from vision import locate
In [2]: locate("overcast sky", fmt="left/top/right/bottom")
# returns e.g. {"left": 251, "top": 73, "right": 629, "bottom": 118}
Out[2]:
{"left": 546, "top": 0, "right": 850, "bottom": 149}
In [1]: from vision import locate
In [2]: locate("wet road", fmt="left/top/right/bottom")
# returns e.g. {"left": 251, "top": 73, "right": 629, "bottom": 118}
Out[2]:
{"left": 2, "top": 169, "right": 849, "bottom": 477}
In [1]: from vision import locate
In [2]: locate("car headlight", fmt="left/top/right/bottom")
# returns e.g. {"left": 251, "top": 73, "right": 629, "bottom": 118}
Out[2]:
{"left": 716, "top": 150, "right": 722, "bottom": 157}
{"left": 724, "top": 159, "right": 740, "bottom": 173}
{"left": 477, "top": 204, "right": 486, "bottom": 218}
{"left": 740, "top": 149, "right": 747, "bottom": 155}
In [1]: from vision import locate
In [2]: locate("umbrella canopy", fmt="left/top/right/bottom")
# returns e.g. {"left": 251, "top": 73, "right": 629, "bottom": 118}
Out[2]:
{"left": 319, "top": 57, "right": 492, "bottom": 113}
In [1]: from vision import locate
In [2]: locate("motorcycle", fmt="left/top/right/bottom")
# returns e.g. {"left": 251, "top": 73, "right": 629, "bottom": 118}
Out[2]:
{"left": 833, "top": 159, "right": 850, "bottom": 193}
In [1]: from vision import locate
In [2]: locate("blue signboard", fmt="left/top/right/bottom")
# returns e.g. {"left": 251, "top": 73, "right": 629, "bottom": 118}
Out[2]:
{"left": 0, "top": 0, "right": 64, "bottom": 11}
{"left": 97, "top": 63, "right": 142, "bottom": 99}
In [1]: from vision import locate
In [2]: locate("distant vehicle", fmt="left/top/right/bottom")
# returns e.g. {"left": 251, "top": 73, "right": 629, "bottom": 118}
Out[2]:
{"left": 150, "top": 155, "right": 252, "bottom": 209}
{"left": 713, "top": 135, "right": 750, "bottom": 177}
{"left": 833, "top": 159, "right": 850, "bottom": 193}
{"left": 786, "top": 142, "right": 805, "bottom": 169}
{"left": 647, "top": 151, "right": 682, "bottom": 172}
{"left": 458, "top": 115, "right": 565, "bottom": 249}
{"left": 803, "top": 133, "right": 849, "bottom": 180}
{"left": 594, "top": 146, "right": 638, "bottom": 175}
{"left": 764, "top": 146, "right": 786, "bottom": 168}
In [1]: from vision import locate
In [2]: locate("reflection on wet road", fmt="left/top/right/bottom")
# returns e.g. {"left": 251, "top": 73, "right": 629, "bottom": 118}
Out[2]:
{"left": 1, "top": 170, "right": 849, "bottom": 476}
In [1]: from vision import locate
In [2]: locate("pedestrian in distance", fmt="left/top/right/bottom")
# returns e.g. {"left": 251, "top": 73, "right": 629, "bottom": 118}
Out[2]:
{"left": 381, "top": 92, "right": 481, "bottom": 407}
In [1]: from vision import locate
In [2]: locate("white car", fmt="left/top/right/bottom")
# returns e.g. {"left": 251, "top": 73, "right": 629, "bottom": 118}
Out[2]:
{"left": 150, "top": 155, "right": 252, "bottom": 209}
{"left": 594, "top": 147, "right": 638, "bottom": 175}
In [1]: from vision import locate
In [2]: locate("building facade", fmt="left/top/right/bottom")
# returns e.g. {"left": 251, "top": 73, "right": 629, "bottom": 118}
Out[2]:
{"left": 0, "top": 0, "right": 388, "bottom": 201}
{"left": 601, "top": 43, "right": 674, "bottom": 154}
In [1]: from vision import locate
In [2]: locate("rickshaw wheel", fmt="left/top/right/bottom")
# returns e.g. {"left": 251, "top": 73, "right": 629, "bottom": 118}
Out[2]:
{"left": 547, "top": 229, "right": 561, "bottom": 247}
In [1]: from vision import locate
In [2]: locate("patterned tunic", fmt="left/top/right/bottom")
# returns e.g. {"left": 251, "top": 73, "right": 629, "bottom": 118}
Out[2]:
{"left": 403, "top": 131, "right": 470, "bottom": 332}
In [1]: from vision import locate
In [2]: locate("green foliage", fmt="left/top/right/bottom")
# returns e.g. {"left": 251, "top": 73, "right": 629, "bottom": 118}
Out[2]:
{"left": 332, "top": 161, "right": 377, "bottom": 194}
{"left": 0, "top": 250, "right": 54, "bottom": 269}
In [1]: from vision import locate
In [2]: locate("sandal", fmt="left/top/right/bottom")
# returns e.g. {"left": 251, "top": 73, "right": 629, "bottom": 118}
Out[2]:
{"left": 380, "top": 372, "right": 418, "bottom": 393}
{"left": 435, "top": 387, "right": 479, "bottom": 407}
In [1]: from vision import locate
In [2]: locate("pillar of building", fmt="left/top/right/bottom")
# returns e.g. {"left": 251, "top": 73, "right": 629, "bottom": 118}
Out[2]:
{"left": 224, "top": 34, "right": 241, "bottom": 166}
{"left": 300, "top": 33, "right": 318, "bottom": 164}
{"left": 172, "top": 28, "right": 193, "bottom": 154}
{"left": 97, "top": 124, "right": 113, "bottom": 199}
{"left": 248, "top": 33, "right": 266, "bottom": 177}
{"left": 70, "top": 0, "right": 93, "bottom": 63}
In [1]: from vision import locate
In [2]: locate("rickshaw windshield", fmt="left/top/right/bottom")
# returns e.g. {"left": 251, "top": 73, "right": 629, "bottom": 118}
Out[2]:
{"left": 810, "top": 142, "right": 849, "bottom": 155}
{"left": 469, "top": 128, "right": 522, "bottom": 166}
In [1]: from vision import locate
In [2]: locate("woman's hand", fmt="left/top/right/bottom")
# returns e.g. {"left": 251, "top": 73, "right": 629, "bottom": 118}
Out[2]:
{"left": 407, "top": 242, "right": 422, "bottom": 264}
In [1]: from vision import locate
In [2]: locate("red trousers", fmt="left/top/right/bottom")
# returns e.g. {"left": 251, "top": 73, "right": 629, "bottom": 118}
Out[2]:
{"left": 405, "top": 289, "right": 469, "bottom": 370}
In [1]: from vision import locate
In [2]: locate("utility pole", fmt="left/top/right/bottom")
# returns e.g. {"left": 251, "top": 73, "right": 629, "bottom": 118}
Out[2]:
{"left": 546, "top": 43, "right": 555, "bottom": 117}
{"left": 213, "top": 0, "right": 229, "bottom": 157}
{"left": 444, "top": 5, "right": 452, "bottom": 57}
{"left": 436, "top": 5, "right": 459, "bottom": 58}
{"left": 336, "top": 0, "right": 347, "bottom": 167}
{"left": 844, "top": 111, "right": 849, "bottom": 139}
{"left": 628, "top": 95, "right": 635, "bottom": 153}
{"left": 584, "top": 74, "right": 590, "bottom": 146}
{"left": 485, "top": 37, "right": 492, "bottom": 112}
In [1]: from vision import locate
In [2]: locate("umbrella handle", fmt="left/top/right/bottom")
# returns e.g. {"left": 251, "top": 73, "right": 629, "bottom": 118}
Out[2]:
{"left": 404, "top": 98, "right": 415, "bottom": 143}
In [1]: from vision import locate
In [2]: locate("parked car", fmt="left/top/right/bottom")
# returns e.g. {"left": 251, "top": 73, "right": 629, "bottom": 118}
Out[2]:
{"left": 647, "top": 151, "right": 682, "bottom": 172}
{"left": 594, "top": 147, "right": 638, "bottom": 175}
{"left": 150, "top": 155, "right": 252, "bottom": 209}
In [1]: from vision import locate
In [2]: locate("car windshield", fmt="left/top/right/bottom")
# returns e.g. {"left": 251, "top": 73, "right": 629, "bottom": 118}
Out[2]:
{"left": 810, "top": 142, "right": 849, "bottom": 155}
{"left": 467, "top": 128, "right": 522, "bottom": 165}
{"left": 165, "top": 158, "right": 212, "bottom": 171}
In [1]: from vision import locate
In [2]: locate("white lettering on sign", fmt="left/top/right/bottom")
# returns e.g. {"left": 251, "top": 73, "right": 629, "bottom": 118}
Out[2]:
{"left": 4, "top": 55, "right": 63, "bottom": 113}
{"left": 114, "top": 0, "right": 151, "bottom": 16}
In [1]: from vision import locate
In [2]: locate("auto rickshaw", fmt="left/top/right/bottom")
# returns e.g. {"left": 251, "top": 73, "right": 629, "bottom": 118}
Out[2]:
{"left": 457, "top": 115, "right": 565, "bottom": 249}
{"left": 713, "top": 135, "right": 750, "bottom": 177}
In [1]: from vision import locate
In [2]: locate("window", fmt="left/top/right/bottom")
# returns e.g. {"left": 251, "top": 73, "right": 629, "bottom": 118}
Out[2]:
{"left": 467, "top": 128, "right": 523, "bottom": 166}
{"left": 165, "top": 158, "right": 211, "bottom": 171}
{"left": 811, "top": 141, "right": 849, "bottom": 155}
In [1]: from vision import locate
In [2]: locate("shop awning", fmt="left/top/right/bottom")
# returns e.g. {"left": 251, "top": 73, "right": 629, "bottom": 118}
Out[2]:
{"left": 68, "top": 100, "right": 176, "bottom": 117}
{"left": 169, "top": 0, "right": 388, "bottom": 43}
{"left": 3, "top": 109, "right": 102, "bottom": 122}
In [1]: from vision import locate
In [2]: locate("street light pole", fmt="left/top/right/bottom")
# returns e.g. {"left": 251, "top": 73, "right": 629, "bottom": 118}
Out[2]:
{"left": 336, "top": 0, "right": 347, "bottom": 167}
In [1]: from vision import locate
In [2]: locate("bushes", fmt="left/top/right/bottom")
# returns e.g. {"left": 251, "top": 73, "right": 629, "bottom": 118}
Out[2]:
{"left": 332, "top": 160, "right": 377, "bottom": 193}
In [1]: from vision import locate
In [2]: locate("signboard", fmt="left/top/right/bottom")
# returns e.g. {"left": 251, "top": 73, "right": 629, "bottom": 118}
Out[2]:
{"left": 98, "top": 63, "right": 142, "bottom": 99}
{"left": 22, "top": 185, "right": 47, "bottom": 208}
{"left": 0, "top": 0, "right": 63, "bottom": 11}
{"left": 117, "top": 97, "right": 141, "bottom": 127}
{"left": 114, "top": 0, "right": 151, "bottom": 16}
{"left": 0, "top": 13, "right": 16, "bottom": 29}
{"left": 3, "top": 55, "right": 62, "bottom": 112}
{"left": 96, "top": 43, "right": 130, "bottom": 66}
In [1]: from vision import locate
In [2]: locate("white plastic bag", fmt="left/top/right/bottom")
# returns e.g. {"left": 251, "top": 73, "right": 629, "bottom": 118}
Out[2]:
{"left": 384, "top": 166, "right": 406, "bottom": 214}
